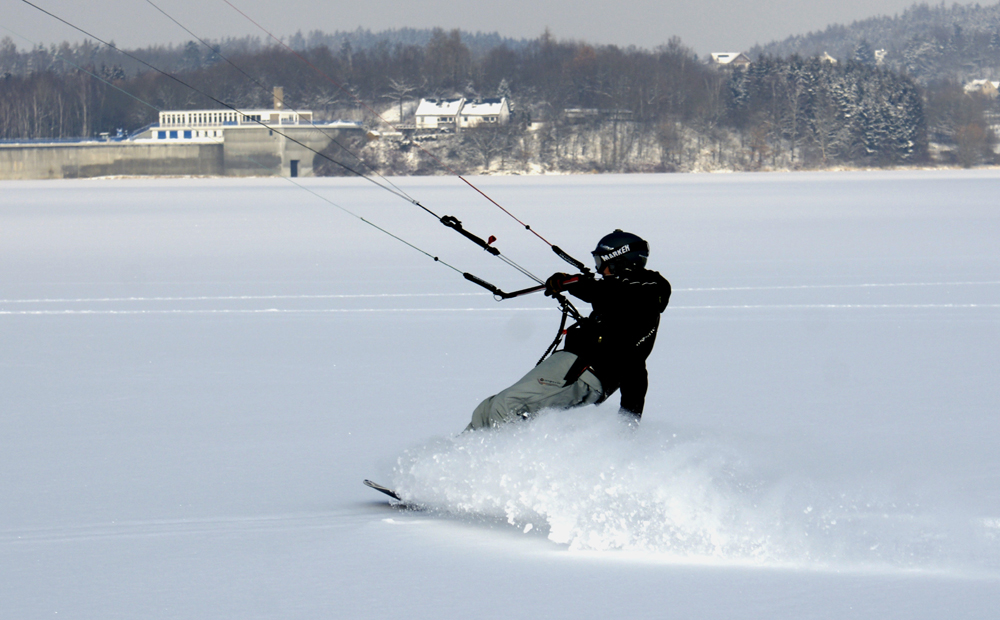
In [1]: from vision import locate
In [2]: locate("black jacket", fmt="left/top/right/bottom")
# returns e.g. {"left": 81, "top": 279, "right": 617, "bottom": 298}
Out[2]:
{"left": 560, "top": 268, "right": 671, "bottom": 417}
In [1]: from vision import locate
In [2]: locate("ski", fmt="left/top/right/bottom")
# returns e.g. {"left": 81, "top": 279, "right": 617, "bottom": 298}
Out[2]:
{"left": 363, "top": 479, "right": 425, "bottom": 510}
{"left": 363, "top": 479, "right": 402, "bottom": 501}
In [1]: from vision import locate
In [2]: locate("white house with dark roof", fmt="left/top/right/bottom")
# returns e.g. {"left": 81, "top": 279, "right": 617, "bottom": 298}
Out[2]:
{"left": 710, "top": 52, "right": 751, "bottom": 68}
{"left": 414, "top": 98, "right": 466, "bottom": 130}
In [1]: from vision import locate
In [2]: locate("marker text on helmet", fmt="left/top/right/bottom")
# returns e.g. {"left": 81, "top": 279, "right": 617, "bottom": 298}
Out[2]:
{"left": 598, "top": 244, "right": 631, "bottom": 261}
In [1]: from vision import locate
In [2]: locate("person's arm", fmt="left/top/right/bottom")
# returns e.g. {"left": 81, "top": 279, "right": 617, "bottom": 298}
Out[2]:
{"left": 562, "top": 274, "right": 602, "bottom": 303}
{"left": 546, "top": 272, "right": 601, "bottom": 302}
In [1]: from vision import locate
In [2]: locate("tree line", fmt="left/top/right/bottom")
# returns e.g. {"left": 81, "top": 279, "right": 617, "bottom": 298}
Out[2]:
{"left": 1, "top": 28, "right": 996, "bottom": 169}
{"left": 756, "top": 1, "right": 1000, "bottom": 86}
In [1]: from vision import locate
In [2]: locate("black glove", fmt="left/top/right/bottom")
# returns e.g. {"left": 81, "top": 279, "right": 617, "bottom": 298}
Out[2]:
{"left": 544, "top": 272, "right": 571, "bottom": 297}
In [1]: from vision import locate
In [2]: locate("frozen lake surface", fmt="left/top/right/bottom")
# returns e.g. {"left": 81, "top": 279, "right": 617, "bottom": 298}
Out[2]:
{"left": 2, "top": 171, "right": 1000, "bottom": 618}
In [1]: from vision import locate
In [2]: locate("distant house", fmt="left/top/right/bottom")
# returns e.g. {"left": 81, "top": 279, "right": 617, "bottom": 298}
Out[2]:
{"left": 415, "top": 98, "right": 465, "bottom": 130}
{"left": 964, "top": 79, "right": 999, "bottom": 98}
{"left": 710, "top": 52, "right": 751, "bottom": 68}
{"left": 458, "top": 98, "right": 510, "bottom": 128}
{"left": 414, "top": 97, "right": 511, "bottom": 131}
{"left": 819, "top": 52, "right": 838, "bottom": 64}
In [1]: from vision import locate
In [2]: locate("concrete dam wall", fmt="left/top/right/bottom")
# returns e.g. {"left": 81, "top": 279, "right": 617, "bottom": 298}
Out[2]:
{"left": 0, "top": 125, "right": 362, "bottom": 180}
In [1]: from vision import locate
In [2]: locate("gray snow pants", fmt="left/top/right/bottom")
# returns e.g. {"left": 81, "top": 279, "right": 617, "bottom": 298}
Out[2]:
{"left": 466, "top": 351, "right": 604, "bottom": 431}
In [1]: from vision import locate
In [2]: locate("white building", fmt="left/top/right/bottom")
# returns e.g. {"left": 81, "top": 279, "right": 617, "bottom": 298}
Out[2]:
{"left": 152, "top": 108, "right": 316, "bottom": 141}
{"left": 414, "top": 98, "right": 511, "bottom": 131}
{"left": 964, "top": 79, "right": 999, "bottom": 98}
{"left": 458, "top": 98, "right": 510, "bottom": 128}
{"left": 710, "top": 52, "right": 751, "bottom": 68}
{"left": 414, "top": 98, "right": 465, "bottom": 130}
{"left": 133, "top": 106, "right": 362, "bottom": 178}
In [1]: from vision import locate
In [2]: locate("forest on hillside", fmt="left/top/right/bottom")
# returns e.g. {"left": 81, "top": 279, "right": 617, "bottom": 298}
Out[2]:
{"left": 754, "top": 1, "right": 1000, "bottom": 85}
{"left": 1, "top": 22, "right": 997, "bottom": 172}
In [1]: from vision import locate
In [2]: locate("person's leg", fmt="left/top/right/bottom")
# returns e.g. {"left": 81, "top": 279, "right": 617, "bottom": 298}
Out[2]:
{"left": 466, "top": 351, "right": 603, "bottom": 430}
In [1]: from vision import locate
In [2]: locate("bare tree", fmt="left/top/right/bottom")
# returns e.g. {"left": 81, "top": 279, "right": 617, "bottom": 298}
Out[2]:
{"left": 461, "top": 122, "right": 511, "bottom": 170}
{"left": 954, "top": 123, "right": 994, "bottom": 167}
{"left": 384, "top": 77, "right": 419, "bottom": 123}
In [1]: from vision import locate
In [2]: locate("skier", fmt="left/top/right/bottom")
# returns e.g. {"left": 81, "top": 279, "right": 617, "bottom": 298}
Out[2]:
{"left": 467, "top": 230, "right": 671, "bottom": 430}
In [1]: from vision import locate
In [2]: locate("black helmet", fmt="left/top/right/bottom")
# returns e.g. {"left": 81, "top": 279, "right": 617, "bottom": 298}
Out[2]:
{"left": 592, "top": 229, "right": 649, "bottom": 275}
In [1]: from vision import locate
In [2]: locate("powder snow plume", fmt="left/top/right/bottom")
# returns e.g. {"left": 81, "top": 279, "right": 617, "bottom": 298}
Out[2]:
{"left": 392, "top": 408, "right": 1000, "bottom": 572}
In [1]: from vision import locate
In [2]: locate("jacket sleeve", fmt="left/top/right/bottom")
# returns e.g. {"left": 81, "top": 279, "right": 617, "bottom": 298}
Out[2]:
{"left": 569, "top": 273, "right": 668, "bottom": 310}
{"left": 563, "top": 275, "right": 601, "bottom": 303}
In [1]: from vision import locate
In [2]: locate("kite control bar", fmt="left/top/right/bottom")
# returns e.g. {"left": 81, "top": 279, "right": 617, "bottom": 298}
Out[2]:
{"left": 463, "top": 274, "right": 585, "bottom": 300}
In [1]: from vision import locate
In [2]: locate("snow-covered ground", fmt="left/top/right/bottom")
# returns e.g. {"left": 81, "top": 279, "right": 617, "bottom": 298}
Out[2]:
{"left": 2, "top": 171, "right": 999, "bottom": 618}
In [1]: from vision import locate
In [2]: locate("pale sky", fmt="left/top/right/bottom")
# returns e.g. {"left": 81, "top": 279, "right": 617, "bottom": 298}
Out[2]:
{"left": 8, "top": 0, "right": 939, "bottom": 57}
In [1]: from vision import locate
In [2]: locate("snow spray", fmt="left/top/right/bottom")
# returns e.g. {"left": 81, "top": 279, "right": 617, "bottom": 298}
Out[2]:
{"left": 392, "top": 408, "right": 1000, "bottom": 573}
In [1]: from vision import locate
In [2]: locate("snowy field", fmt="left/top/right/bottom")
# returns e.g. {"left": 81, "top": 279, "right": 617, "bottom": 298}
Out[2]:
{"left": 2, "top": 171, "right": 1000, "bottom": 618}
